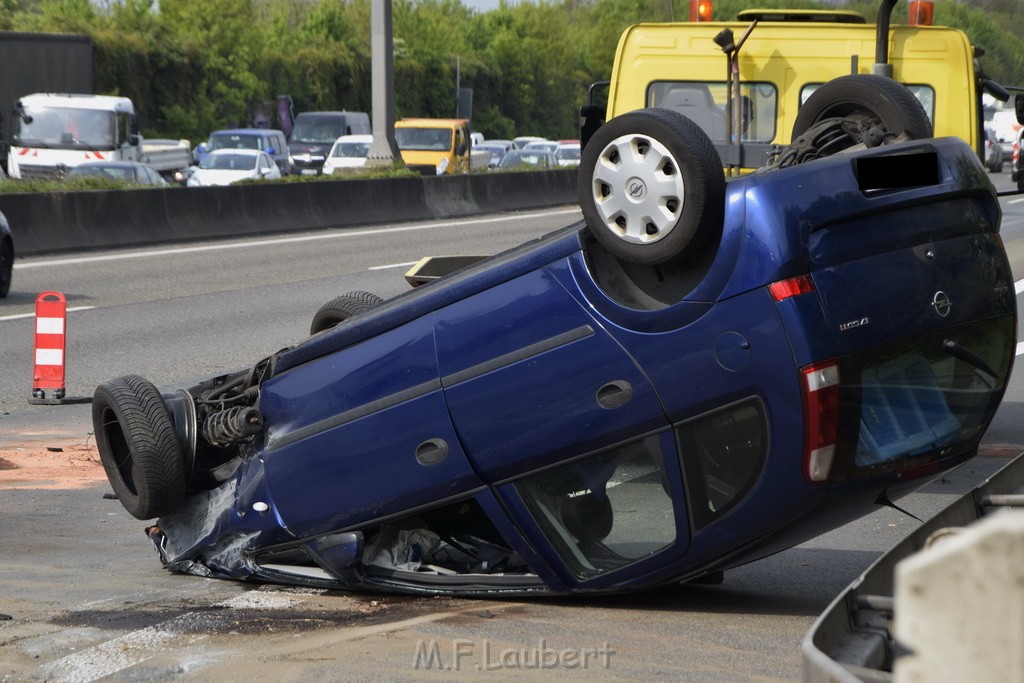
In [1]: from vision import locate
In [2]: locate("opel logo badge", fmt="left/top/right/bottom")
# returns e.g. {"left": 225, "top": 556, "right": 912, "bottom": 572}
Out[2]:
{"left": 626, "top": 176, "right": 647, "bottom": 201}
{"left": 932, "top": 291, "right": 951, "bottom": 317}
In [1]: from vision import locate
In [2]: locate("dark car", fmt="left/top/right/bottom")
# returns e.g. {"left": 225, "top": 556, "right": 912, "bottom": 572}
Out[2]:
{"left": 65, "top": 160, "right": 169, "bottom": 186}
{"left": 288, "top": 111, "right": 371, "bottom": 175}
{"left": 984, "top": 128, "right": 1004, "bottom": 173}
{"left": 0, "top": 211, "right": 12, "bottom": 298}
{"left": 198, "top": 129, "right": 292, "bottom": 176}
{"left": 92, "top": 107, "right": 1015, "bottom": 597}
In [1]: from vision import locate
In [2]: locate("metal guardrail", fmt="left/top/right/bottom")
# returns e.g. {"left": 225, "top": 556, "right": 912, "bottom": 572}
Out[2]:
{"left": 801, "top": 452, "right": 1024, "bottom": 681}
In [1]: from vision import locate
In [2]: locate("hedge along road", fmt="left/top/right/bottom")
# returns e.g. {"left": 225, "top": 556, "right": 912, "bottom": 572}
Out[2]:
{"left": 1, "top": 198, "right": 1024, "bottom": 680}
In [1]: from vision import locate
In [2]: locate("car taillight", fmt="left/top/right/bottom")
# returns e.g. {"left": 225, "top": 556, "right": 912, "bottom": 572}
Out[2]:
{"left": 801, "top": 361, "right": 840, "bottom": 483}
{"left": 768, "top": 274, "right": 814, "bottom": 302}
{"left": 1014, "top": 141, "right": 1019, "bottom": 164}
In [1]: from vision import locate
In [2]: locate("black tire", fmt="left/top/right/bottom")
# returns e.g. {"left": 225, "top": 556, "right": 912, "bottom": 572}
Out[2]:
{"left": 792, "top": 74, "right": 933, "bottom": 142}
{"left": 579, "top": 108, "right": 725, "bottom": 266}
{"left": 996, "top": 159, "right": 1005, "bottom": 173}
{"left": 0, "top": 238, "right": 12, "bottom": 298}
{"left": 310, "top": 291, "right": 384, "bottom": 334}
{"left": 92, "top": 375, "right": 186, "bottom": 519}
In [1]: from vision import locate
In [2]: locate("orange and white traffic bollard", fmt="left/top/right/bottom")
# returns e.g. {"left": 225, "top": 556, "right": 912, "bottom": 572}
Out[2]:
{"left": 32, "top": 291, "right": 67, "bottom": 402}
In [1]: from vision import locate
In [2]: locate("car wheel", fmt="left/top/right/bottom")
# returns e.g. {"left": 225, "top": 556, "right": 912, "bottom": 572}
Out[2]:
{"left": 792, "top": 74, "right": 933, "bottom": 143}
{"left": 0, "top": 238, "right": 12, "bottom": 298}
{"left": 996, "top": 159, "right": 1004, "bottom": 173}
{"left": 92, "top": 375, "right": 186, "bottom": 520}
{"left": 310, "top": 291, "right": 385, "bottom": 334}
{"left": 579, "top": 107, "right": 725, "bottom": 266}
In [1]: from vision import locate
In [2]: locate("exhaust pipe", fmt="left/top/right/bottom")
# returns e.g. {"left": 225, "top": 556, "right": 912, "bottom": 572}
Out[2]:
{"left": 873, "top": 0, "right": 899, "bottom": 78}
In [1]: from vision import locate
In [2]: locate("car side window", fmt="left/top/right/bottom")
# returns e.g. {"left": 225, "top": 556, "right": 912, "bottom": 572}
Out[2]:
{"left": 676, "top": 398, "right": 768, "bottom": 530}
{"left": 514, "top": 435, "right": 677, "bottom": 580}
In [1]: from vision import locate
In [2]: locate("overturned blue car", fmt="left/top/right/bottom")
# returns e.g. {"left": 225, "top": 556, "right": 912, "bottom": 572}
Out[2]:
{"left": 94, "top": 100, "right": 1016, "bottom": 596}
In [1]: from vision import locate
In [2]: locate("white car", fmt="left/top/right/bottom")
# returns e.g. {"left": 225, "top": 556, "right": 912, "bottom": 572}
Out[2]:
{"left": 523, "top": 139, "right": 558, "bottom": 154}
{"left": 554, "top": 142, "right": 581, "bottom": 167}
{"left": 186, "top": 149, "right": 282, "bottom": 187}
{"left": 322, "top": 134, "right": 373, "bottom": 175}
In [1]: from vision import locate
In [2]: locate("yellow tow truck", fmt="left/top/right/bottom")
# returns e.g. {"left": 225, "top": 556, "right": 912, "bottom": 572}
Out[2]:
{"left": 581, "top": 0, "right": 1015, "bottom": 174}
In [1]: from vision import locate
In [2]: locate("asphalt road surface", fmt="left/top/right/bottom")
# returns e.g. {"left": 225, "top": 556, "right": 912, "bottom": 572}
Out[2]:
{"left": 2, "top": 175, "right": 1023, "bottom": 681}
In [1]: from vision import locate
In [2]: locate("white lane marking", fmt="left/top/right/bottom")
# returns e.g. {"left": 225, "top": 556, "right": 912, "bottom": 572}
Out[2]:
{"left": 0, "top": 305, "right": 95, "bottom": 323}
{"left": 1018, "top": 342, "right": 1024, "bottom": 357}
{"left": 368, "top": 261, "right": 418, "bottom": 271}
{"left": 1016, "top": 278, "right": 1024, "bottom": 295}
{"left": 13, "top": 208, "right": 581, "bottom": 271}
{"left": 1008, "top": 197, "right": 1024, "bottom": 204}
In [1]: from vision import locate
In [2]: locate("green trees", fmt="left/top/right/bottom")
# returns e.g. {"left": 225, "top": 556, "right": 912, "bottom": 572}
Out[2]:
{"left": 4, "top": 0, "right": 1024, "bottom": 142}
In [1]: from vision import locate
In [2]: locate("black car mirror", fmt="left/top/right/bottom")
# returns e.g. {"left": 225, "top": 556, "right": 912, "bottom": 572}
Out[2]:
{"left": 1015, "top": 93, "right": 1024, "bottom": 125}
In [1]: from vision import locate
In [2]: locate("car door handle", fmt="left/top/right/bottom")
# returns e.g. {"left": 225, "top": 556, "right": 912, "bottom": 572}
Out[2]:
{"left": 596, "top": 380, "right": 633, "bottom": 409}
{"left": 416, "top": 438, "right": 449, "bottom": 466}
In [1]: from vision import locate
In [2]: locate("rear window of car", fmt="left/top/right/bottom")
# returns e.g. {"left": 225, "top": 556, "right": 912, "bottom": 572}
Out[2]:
{"left": 209, "top": 134, "right": 262, "bottom": 151}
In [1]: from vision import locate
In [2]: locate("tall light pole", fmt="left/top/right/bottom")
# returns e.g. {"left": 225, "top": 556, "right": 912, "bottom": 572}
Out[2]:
{"left": 366, "top": 0, "right": 401, "bottom": 166}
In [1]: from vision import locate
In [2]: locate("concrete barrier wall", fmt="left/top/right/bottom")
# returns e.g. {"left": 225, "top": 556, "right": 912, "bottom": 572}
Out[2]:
{"left": 0, "top": 169, "right": 579, "bottom": 256}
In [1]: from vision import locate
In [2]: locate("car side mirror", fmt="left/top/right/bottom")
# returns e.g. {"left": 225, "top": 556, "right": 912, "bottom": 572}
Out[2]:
{"left": 1015, "top": 93, "right": 1024, "bottom": 125}
{"left": 456, "top": 143, "right": 467, "bottom": 156}
{"left": 128, "top": 134, "right": 140, "bottom": 146}
{"left": 266, "top": 146, "right": 276, "bottom": 155}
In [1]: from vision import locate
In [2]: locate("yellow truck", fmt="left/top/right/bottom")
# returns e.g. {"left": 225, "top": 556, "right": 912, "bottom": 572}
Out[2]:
{"left": 394, "top": 118, "right": 471, "bottom": 175}
{"left": 581, "top": 0, "right": 1014, "bottom": 173}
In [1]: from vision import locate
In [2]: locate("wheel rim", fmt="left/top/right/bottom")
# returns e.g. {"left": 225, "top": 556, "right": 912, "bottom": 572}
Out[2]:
{"left": 590, "top": 133, "right": 685, "bottom": 245}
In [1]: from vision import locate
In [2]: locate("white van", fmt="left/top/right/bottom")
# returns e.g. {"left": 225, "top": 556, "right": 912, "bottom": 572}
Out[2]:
{"left": 321, "top": 134, "right": 373, "bottom": 175}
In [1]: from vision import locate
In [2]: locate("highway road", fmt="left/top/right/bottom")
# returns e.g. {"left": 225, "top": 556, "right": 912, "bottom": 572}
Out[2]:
{"left": 1, "top": 172, "right": 1023, "bottom": 680}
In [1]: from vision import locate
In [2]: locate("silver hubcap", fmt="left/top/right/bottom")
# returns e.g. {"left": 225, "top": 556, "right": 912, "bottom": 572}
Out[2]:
{"left": 591, "top": 133, "right": 685, "bottom": 245}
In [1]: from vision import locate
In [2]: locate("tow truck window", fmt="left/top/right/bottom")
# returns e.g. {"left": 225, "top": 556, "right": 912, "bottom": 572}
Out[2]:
{"left": 801, "top": 83, "right": 936, "bottom": 124}
{"left": 647, "top": 81, "right": 778, "bottom": 143}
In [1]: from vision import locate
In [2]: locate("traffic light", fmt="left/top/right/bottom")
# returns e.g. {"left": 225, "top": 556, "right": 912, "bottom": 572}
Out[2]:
{"left": 690, "top": 0, "right": 713, "bottom": 22}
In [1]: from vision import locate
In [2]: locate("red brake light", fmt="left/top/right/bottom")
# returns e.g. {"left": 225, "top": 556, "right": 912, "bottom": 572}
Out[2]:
{"left": 690, "top": 0, "right": 712, "bottom": 22}
{"left": 907, "top": 0, "right": 934, "bottom": 26}
{"left": 801, "top": 361, "right": 840, "bottom": 483}
{"left": 768, "top": 274, "right": 814, "bottom": 302}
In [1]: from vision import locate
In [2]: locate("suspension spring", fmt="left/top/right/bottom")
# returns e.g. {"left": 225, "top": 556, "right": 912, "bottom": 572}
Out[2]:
{"left": 203, "top": 405, "right": 264, "bottom": 447}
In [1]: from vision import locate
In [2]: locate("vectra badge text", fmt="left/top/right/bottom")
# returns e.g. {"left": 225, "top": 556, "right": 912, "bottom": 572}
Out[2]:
{"left": 932, "top": 291, "right": 952, "bottom": 317}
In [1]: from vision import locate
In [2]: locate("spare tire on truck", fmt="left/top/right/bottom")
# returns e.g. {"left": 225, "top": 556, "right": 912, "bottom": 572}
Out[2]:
{"left": 579, "top": 108, "right": 725, "bottom": 266}
{"left": 792, "top": 74, "right": 933, "bottom": 142}
{"left": 93, "top": 375, "right": 186, "bottom": 520}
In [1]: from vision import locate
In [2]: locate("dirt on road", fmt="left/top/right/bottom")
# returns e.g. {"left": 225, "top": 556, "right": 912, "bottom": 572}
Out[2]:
{"left": 0, "top": 441, "right": 106, "bottom": 490}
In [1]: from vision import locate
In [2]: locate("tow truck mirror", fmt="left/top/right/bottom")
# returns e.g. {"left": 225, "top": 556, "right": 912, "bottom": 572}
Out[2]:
{"left": 1015, "top": 93, "right": 1024, "bottom": 125}
{"left": 580, "top": 103, "right": 606, "bottom": 151}
{"left": 455, "top": 143, "right": 467, "bottom": 156}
